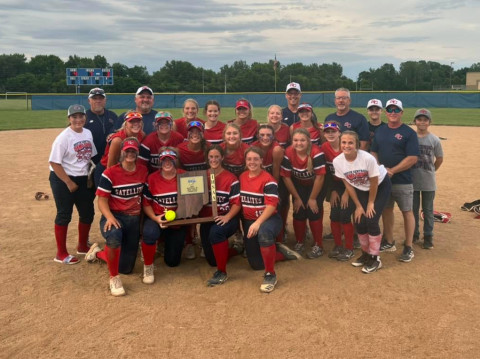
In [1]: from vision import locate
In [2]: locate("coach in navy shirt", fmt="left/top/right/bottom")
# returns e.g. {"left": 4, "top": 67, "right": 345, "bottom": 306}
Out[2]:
{"left": 282, "top": 82, "right": 317, "bottom": 126}
{"left": 371, "top": 98, "right": 419, "bottom": 263}
{"left": 115, "top": 86, "right": 157, "bottom": 134}
{"left": 325, "top": 87, "right": 369, "bottom": 149}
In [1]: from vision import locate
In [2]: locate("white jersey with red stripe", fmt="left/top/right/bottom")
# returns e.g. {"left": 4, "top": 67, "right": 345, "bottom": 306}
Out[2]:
{"left": 96, "top": 163, "right": 148, "bottom": 215}
{"left": 239, "top": 170, "right": 278, "bottom": 220}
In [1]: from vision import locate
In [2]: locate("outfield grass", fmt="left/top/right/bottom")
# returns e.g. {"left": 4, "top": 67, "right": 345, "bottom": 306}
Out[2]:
{"left": 0, "top": 105, "right": 479, "bottom": 131}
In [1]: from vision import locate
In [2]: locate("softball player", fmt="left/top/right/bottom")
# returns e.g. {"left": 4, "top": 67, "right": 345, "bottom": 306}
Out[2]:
{"left": 203, "top": 100, "right": 225, "bottom": 145}
{"left": 86, "top": 137, "right": 148, "bottom": 296}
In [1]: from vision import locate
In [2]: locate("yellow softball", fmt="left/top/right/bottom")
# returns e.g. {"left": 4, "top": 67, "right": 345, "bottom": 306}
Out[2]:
{"left": 165, "top": 210, "right": 176, "bottom": 221}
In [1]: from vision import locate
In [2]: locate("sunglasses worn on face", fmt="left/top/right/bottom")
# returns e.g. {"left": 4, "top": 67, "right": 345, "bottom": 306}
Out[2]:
{"left": 386, "top": 107, "right": 402, "bottom": 113}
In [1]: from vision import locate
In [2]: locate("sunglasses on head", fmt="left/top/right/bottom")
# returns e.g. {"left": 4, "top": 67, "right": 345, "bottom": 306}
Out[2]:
{"left": 386, "top": 107, "right": 402, "bottom": 113}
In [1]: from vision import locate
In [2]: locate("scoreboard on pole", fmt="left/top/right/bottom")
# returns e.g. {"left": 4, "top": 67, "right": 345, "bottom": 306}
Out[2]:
{"left": 66, "top": 68, "right": 114, "bottom": 86}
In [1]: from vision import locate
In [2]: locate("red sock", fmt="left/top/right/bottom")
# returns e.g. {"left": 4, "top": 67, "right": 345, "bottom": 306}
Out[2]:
{"left": 105, "top": 246, "right": 120, "bottom": 277}
{"left": 260, "top": 244, "right": 276, "bottom": 274}
{"left": 78, "top": 222, "right": 91, "bottom": 252}
{"left": 96, "top": 249, "right": 107, "bottom": 263}
{"left": 141, "top": 242, "right": 156, "bottom": 266}
{"left": 212, "top": 240, "right": 229, "bottom": 273}
{"left": 343, "top": 222, "right": 354, "bottom": 250}
{"left": 330, "top": 221, "right": 342, "bottom": 246}
{"left": 293, "top": 219, "right": 307, "bottom": 243}
{"left": 228, "top": 248, "right": 239, "bottom": 258}
{"left": 54, "top": 224, "right": 69, "bottom": 259}
{"left": 275, "top": 251, "right": 285, "bottom": 262}
{"left": 309, "top": 218, "right": 324, "bottom": 247}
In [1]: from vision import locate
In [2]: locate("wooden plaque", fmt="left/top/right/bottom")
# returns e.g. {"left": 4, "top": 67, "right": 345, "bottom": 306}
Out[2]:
{"left": 164, "top": 170, "right": 218, "bottom": 226}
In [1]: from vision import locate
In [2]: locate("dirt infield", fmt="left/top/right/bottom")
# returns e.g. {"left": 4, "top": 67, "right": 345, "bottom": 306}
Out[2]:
{"left": 1, "top": 126, "right": 479, "bottom": 358}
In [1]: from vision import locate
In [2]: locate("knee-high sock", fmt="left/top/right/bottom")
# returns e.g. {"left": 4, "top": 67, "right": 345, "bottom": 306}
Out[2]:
{"left": 343, "top": 222, "right": 354, "bottom": 250}
{"left": 357, "top": 233, "right": 369, "bottom": 253}
{"left": 54, "top": 224, "right": 69, "bottom": 259}
{"left": 97, "top": 249, "right": 107, "bottom": 263}
{"left": 106, "top": 246, "right": 120, "bottom": 277}
{"left": 369, "top": 234, "right": 383, "bottom": 256}
{"left": 293, "top": 219, "right": 307, "bottom": 243}
{"left": 260, "top": 244, "right": 276, "bottom": 274}
{"left": 309, "top": 218, "right": 324, "bottom": 247}
{"left": 212, "top": 240, "right": 229, "bottom": 273}
{"left": 77, "top": 222, "right": 91, "bottom": 252}
{"left": 141, "top": 242, "right": 156, "bottom": 266}
{"left": 330, "top": 221, "right": 342, "bottom": 247}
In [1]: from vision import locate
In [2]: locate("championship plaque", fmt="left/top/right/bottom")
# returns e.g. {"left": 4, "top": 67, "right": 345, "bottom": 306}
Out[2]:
{"left": 164, "top": 170, "right": 218, "bottom": 226}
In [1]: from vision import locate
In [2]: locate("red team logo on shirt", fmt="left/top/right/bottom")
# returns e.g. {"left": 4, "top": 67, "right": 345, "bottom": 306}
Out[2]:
{"left": 74, "top": 140, "right": 93, "bottom": 162}
{"left": 344, "top": 122, "right": 352, "bottom": 129}
{"left": 345, "top": 170, "right": 369, "bottom": 186}
{"left": 395, "top": 133, "right": 403, "bottom": 140}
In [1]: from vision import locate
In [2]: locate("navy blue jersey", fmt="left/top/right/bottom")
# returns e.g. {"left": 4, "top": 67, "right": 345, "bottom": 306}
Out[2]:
{"left": 85, "top": 109, "right": 117, "bottom": 164}
{"left": 368, "top": 122, "right": 386, "bottom": 150}
{"left": 115, "top": 109, "right": 158, "bottom": 135}
{"left": 371, "top": 124, "right": 419, "bottom": 185}
{"left": 325, "top": 110, "right": 369, "bottom": 142}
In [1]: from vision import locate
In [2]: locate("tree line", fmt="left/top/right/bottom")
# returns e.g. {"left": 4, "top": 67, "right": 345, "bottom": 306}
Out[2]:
{"left": 0, "top": 53, "right": 478, "bottom": 93}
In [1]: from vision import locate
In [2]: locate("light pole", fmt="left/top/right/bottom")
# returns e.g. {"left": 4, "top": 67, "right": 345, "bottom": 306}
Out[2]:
{"left": 449, "top": 61, "right": 454, "bottom": 89}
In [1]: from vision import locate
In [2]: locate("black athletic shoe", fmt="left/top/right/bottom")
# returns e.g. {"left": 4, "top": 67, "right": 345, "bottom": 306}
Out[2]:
{"left": 276, "top": 243, "right": 302, "bottom": 260}
{"left": 362, "top": 255, "right": 382, "bottom": 273}
{"left": 461, "top": 199, "right": 480, "bottom": 211}
{"left": 207, "top": 270, "right": 228, "bottom": 287}
{"left": 398, "top": 246, "right": 414, "bottom": 262}
{"left": 337, "top": 248, "right": 354, "bottom": 261}
{"left": 352, "top": 251, "right": 370, "bottom": 267}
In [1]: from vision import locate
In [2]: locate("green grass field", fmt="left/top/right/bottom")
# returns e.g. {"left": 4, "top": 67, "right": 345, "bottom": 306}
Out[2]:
{"left": 0, "top": 99, "right": 479, "bottom": 130}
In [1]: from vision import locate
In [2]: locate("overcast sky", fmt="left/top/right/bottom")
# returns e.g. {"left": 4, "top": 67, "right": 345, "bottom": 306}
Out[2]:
{"left": 1, "top": 0, "right": 478, "bottom": 80}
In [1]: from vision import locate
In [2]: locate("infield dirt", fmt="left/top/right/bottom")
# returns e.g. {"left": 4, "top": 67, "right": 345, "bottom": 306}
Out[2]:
{"left": 1, "top": 126, "right": 479, "bottom": 358}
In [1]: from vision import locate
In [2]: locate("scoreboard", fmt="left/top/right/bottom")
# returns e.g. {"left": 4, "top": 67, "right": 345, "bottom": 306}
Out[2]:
{"left": 66, "top": 68, "right": 114, "bottom": 86}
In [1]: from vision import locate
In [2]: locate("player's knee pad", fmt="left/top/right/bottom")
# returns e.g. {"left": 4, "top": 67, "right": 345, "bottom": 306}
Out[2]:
{"left": 258, "top": 232, "right": 274, "bottom": 247}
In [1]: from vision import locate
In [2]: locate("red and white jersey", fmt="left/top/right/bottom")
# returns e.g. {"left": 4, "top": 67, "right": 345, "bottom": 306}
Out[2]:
{"left": 240, "top": 170, "right": 278, "bottom": 220}
{"left": 199, "top": 169, "right": 240, "bottom": 217}
{"left": 273, "top": 124, "right": 291, "bottom": 148}
{"left": 142, "top": 169, "right": 186, "bottom": 215}
{"left": 321, "top": 141, "right": 342, "bottom": 180}
{"left": 96, "top": 163, "right": 148, "bottom": 215}
{"left": 177, "top": 141, "right": 208, "bottom": 171}
{"left": 204, "top": 121, "right": 226, "bottom": 145}
{"left": 220, "top": 142, "right": 250, "bottom": 178}
{"left": 281, "top": 144, "right": 326, "bottom": 185}
{"left": 251, "top": 140, "right": 281, "bottom": 175}
{"left": 175, "top": 117, "right": 205, "bottom": 139}
{"left": 228, "top": 119, "right": 259, "bottom": 144}
{"left": 291, "top": 122, "right": 322, "bottom": 145}
{"left": 100, "top": 130, "right": 144, "bottom": 167}
{"left": 138, "top": 131, "right": 184, "bottom": 171}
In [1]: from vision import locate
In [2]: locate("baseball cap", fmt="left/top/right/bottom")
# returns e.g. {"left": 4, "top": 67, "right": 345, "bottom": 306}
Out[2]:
{"left": 385, "top": 99, "right": 403, "bottom": 111}
{"left": 88, "top": 88, "right": 106, "bottom": 98}
{"left": 187, "top": 120, "right": 204, "bottom": 132}
{"left": 155, "top": 111, "right": 173, "bottom": 123}
{"left": 323, "top": 122, "right": 340, "bottom": 131}
{"left": 124, "top": 111, "right": 143, "bottom": 122}
{"left": 159, "top": 149, "right": 177, "bottom": 162}
{"left": 286, "top": 82, "right": 301, "bottom": 93}
{"left": 67, "top": 104, "right": 86, "bottom": 116}
{"left": 122, "top": 138, "right": 140, "bottom": 152}
{"left": 297, "top": 103, "right": 312, "bottom": 112}
{"left": 235, "top": 99, "right": 251, "bottom": 109}
{"left": 136, "top": 86, "right": 154, "bottom": 96}
{"left": 414, "top": 108, "right": 432, "bottom": 121}
{"left": 367, "top": 99, "right": 383, "bottom": 109}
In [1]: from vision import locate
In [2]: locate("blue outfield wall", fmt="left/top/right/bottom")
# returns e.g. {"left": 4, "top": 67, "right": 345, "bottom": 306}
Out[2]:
{"left": 31, "top": 92, "right": 480, "bottom": 110}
